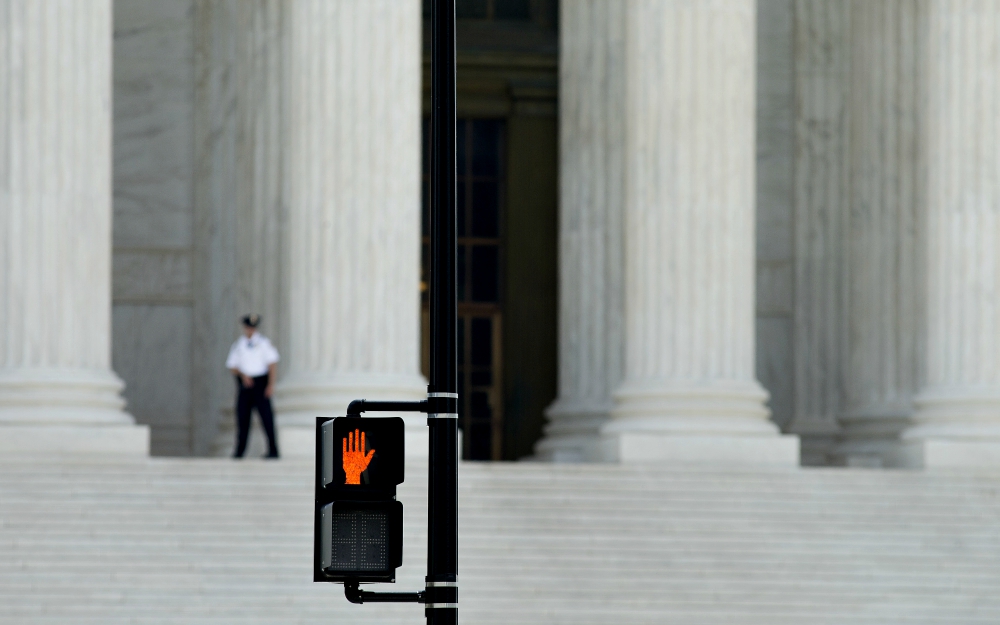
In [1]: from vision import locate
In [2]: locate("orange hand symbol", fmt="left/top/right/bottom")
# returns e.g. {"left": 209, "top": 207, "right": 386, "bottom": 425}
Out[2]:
{"left": 342, "top": 429, "right": 375, "bottom": 485}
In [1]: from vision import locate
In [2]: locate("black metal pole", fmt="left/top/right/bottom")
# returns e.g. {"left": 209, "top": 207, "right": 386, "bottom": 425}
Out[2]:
{"left": 427, "top": 0, "right": 458, "bottom": 624}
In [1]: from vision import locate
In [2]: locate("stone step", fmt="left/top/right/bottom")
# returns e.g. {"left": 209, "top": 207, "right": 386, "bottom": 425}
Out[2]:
{"left": 6, "top": 468, "right": 996, "bottom": 488}
{"left": 2, "top": 564, "right": 997, "bottom": 581}
{"left": 7, "top": 615, "right": 997, "bottom": 625}
{"left": 7, "top": 495, "right": 997, "bottom": 513}
{"left": 0, "top": 465, "right": 978, "bottom": 484}
{"left": 1, "top": 581, "right": 996, "bottom": 604}
{"left": 3, "top": 458, "right": 1000, "bottom": 624}
{"left": 0, "top": 571, "right": 997, "bottom": 593}
{"left": 6, "top": 489, "right": 997, "bottom": 510}
{"left": 4, "top": 597, "right": 999, "bottom": 620}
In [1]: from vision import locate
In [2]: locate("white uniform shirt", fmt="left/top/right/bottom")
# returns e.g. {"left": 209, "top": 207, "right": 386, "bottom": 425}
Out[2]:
{"left": 226, "top": 332, "right": 280, "bottom": 377}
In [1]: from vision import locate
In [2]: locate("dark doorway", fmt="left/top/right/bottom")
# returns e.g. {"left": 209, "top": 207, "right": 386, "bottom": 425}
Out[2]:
{"left": 421, "top": 0, "right": 558, "bottom": 461}
{"left": 422, "top": 119, "right": 506, "bottom": 461}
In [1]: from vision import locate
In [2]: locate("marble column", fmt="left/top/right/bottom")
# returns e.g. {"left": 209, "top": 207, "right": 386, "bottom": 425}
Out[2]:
{"left": 832, "top": 0, "right": 923, "bottom": 468}
{"left": 0, "top": 0, "right": 148, "bottom": 454}
{"left": 789, "top": 0, "right": 851, "bottom": 464}
{"left": 536, "top": 0, "right": 626, "bottom": 462}
{"left": 274, "top": 0, "right": 426, "bottom": 456}
{"left": 903, "top": 0, "right": 1000, "bottom": 468}
{"left": 600, "top": 0, "right": 798, "bottom": 465}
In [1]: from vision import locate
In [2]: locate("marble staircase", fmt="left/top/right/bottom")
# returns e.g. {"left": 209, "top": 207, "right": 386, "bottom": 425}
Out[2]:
{"left": 1, "top": 457, "right": 999, "bottom": 624}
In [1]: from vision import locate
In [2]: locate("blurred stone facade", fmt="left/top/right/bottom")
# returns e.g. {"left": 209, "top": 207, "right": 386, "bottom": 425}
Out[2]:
{"left": 4, "top": 0, "right": 1000, "bottom": 469}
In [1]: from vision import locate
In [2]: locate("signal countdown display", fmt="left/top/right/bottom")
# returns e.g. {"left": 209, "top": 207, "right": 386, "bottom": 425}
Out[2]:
{"left": 314, "top": 417, "right": 405, "bottom": 583}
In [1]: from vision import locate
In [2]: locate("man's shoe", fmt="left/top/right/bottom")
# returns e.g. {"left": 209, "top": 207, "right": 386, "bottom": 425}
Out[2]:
{"left": 264, "top": 453, "right": 280, "bottom": 460}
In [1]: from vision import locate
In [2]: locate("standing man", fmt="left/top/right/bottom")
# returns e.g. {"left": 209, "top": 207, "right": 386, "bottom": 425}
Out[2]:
{"left": 226, "top": 314, "right": 280, "bottom": 459}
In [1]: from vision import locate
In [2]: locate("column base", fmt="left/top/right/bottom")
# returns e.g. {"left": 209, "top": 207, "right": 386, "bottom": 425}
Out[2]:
{"left": 787, "top": 416, "right": 841, "bottom": 467}
{"left": 901, "top": 387, "right": 1000, "bottom": 469}
{"left": 533, "top": 437, "right": 598, "bottom": 463}
{"left": 0, "top": 424, "right": 149, "bottom": 456}
{"left": 898, "top": 439, "right": 1000, "bottom": 469}
{"left": 602, "top": 380, "right": 799, "bottom": 465}
{"left": 0, "top": 368, "right": 134, "bottom": 424}
{"left": 532, "top": 401, "right": 610, "bottom": 462}
{"left": 832, "top": 411, "right": 911, "bottom": 468}
{"left": 0, "top": 368, "right": 148, "bottom": 456}
{"left": 598, "top": 431, "right": 799, "bottom": 466}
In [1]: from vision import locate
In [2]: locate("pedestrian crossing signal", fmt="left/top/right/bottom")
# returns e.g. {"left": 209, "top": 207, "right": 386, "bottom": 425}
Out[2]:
{"left": 314, "top": 417, "right": 404, "bottom": 583}
{"left": 319, "top": 417, "right": 404, "bottom": 492}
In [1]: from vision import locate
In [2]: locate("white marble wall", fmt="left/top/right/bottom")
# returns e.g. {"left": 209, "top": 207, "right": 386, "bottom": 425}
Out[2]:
{"left": 904, "top": 0, "right": 1000, "bottom": 468}
{"left": 0, "top": 0, "right": 146, "bottom": 454}
{"left": 537, "top": 0, "right": 625, "bottom": 462}
{"left": 275, "top": 0, "right": 426, "bottom": 454}
{"left": 113, "top": 0, "right": 287, "bottom": 456}
{"left": 112, "top": 306, "right": 192, "bottom": 438}
{"left": 193, "top": 0, "right": 286, "bottom": 457}
{"left": 112, "top": 0, "right": 197, "bottom": 455}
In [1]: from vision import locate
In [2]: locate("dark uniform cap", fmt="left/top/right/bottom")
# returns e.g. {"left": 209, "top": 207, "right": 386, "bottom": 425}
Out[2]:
{"left": 242, "top": 314, "right": 261, "bottom": 328}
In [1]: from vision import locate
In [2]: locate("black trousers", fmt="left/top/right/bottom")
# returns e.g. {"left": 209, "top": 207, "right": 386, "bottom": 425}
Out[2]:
{"left": 234, "top": 374, "right": 279, "bottom": 458}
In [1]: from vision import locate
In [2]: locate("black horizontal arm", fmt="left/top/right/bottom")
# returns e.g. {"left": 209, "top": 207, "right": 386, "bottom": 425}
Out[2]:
{"left": 346, "top": 399, "right": 429, "bottom": 416}
{"left": 344, "top": 581, "right": 425, "bottom": 604}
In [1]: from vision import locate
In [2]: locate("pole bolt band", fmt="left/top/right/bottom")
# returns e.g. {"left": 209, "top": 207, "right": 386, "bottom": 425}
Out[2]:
{"left": 426, "top": 395, "right": 458, "bottom": 413}
{"left": 423, "top": 585, "right": 457, "bottom": 604}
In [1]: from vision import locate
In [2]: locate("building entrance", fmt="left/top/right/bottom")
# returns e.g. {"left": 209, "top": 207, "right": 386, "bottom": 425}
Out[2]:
{"left": 424, "top": 119, "right": 505, "bottom": 460}
{"left": 421, "top": 0, "right": 558, "bottom": 461}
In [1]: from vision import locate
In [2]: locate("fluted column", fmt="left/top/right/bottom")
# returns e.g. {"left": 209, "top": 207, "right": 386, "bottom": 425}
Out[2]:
{"left": 790, "top": 0, "right": 851, "bottom": 464}
{"left": 535, "top": 0, "right": 626, "bottom": 462}
{"left": 274, "top": 0, "right": 425, "bottom": 454}
{"left": 903, "top": 0, "right": 1000, "bottom": 468}
{"left": 600, "top": 0, "right": 798, "bottom": 464}
{"left": 833, "top": 0, "right": 923, "bottom": 468}
{"left": 0, "top": 0, "right": 147, "bottom": 454}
